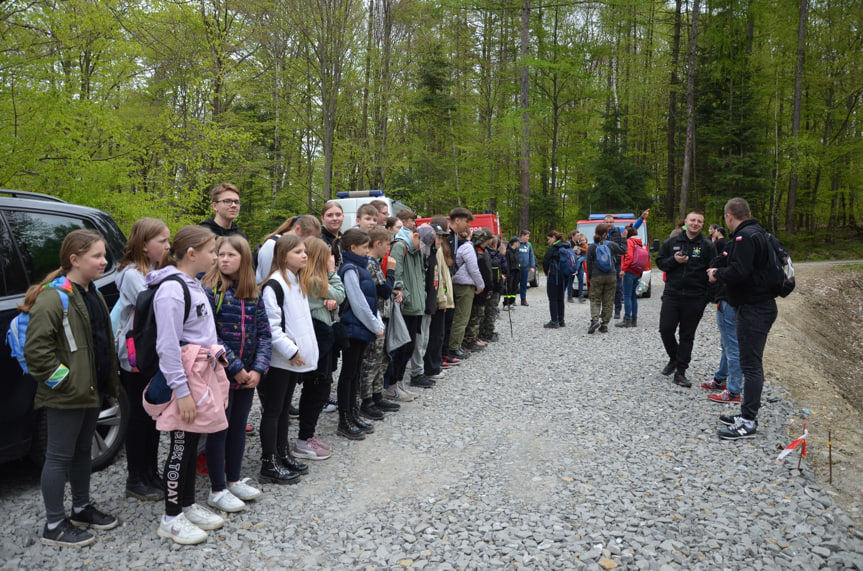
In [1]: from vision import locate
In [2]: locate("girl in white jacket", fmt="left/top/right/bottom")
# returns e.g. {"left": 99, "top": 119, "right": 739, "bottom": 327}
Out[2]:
{"left": 259, "top": 235, "right": 318, "bottom": 484}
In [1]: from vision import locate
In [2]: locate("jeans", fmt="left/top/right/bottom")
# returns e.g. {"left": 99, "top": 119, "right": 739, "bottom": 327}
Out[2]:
{"left": 206, "top": 386, "right": 255, "bottom": 490}
{"left": 658, "top": 295, "right": 707, "bottom": 372}
{"left": 546, "top": 273, "right": 566, "bottom": 323}
{"left": 576, "top": 257, "right": 586, "bottom": 297}
{"left": 42, "top": 407, "right": 99, "bottom": 524}
{"left": 714, "top": 301, "right": 743, "bottom": 395}
{"left": 737, "top": 300, "right": 777, "bottom": 421}
{"left": 613, "top": 260, "right": 623, "bottom": 312}
{"left": 519, "top": 268, "right": 530, "bottom": 301}
{"left": 623, "top": 272, "right": 639, "bottom": 319}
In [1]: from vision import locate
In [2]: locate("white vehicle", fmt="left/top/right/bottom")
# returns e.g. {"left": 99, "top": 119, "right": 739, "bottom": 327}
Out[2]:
{"left": 576, "top": 213, "right": 659, "bottom": 297}
{"left": 333, "top": 190, "right": 410, "bottom": 232}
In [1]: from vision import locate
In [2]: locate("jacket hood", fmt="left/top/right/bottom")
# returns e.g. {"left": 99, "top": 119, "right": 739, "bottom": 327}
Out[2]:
{"left": 395, "top": 227, "right": 418, "bottom": 252}
{"left": 629, "top": 237, "right": 644, "bottom": 247}
{"left": 145, "top": 265, "right": 199, "bottom": 287}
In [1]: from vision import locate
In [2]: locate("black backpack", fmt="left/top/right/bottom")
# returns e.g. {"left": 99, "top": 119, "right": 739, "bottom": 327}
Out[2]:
{"left": 758, "top": 231, "right": 796, "bottom": 298}
{"left": 263, "top": 279, "right": 286, "bottom": 332}
{"left": 126, "top": 274, "right": 191, "bottom": 377}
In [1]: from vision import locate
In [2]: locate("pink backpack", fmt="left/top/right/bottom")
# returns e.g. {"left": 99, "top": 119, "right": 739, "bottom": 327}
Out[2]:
{"left": 628, "top": 241, "right": 650, "bottom": 274}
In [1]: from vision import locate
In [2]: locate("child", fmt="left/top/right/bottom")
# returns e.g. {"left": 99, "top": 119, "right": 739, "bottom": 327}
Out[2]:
{"left": 146, "top": 225, "right": 228, "bottom": 545}
{"left": 255, "top": 215, "right": 322, "bottom": 284}
{"left": 503, "top": 237, "right": 520, "bottom": 310}
{"left": 114, "top": 218, "right": 171, "bottom": 501}
{"left": 201, "top": 236, "right": 272, "bottom": 512}
{"left": 259, "top": 235, "right": 317, "bottom": 482}
{"left": 24, "top": 230, "right": 121, "bottom": 547}
{"left": 337, "top": 229, "right": 385, "bottom": 439}
{"left": 292, "top": 237, "right": 345, "bottom": 460}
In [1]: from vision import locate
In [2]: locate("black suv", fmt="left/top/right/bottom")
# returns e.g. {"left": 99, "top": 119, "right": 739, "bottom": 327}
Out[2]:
{"left": 0, "top": 190, "right": 129, "bottom": 470}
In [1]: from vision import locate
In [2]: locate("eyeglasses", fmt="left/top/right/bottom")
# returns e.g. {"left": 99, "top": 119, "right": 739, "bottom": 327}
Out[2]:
{"left": 217, "top": 199, "right": 241, "bottom": 206}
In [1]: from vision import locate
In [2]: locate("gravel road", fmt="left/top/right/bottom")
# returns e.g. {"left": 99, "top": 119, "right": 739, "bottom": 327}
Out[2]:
{"left": 2, "top": 279, "right": 863, "bottom": 570}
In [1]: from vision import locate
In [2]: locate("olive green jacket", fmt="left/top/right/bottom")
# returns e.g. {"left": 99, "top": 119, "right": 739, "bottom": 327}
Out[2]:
{"left": 24, "top": 277, "right": 120, "bottom": 410}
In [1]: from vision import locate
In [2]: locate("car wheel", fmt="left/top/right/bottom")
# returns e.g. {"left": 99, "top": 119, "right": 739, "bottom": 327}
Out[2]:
{"left": 91, "top": 386, "right": 130, "bottom": 471}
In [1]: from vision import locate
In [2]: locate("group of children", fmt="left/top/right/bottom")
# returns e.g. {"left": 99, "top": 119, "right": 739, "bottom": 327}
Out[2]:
{"left": 21, "top": 184, "right": 514, "bottom": 548}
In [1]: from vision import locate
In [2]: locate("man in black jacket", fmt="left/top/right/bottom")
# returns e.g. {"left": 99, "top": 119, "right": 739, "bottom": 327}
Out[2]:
{"left": 654, "top": 210, "right": 716, "bottom": 387}
{"left": 707, "top": 198, "right": 777, "bottom": 439}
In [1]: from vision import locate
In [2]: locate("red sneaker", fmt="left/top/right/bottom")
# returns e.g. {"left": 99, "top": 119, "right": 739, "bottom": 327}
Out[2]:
{"left": 708, "top": 389, "right": 741, "bottom": 403}
{"left": 701, "top": 378, "right": 726, "bottom": 390}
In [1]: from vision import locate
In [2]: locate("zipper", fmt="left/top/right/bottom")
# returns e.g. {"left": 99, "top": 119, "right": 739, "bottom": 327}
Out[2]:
{"left": 239, "top": 298, "right": 246, "bottom": 361}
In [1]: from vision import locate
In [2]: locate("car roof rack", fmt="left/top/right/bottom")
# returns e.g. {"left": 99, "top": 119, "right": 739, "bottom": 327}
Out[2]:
{"left": 0, "top": 189, "right": 66, "bottom": 203}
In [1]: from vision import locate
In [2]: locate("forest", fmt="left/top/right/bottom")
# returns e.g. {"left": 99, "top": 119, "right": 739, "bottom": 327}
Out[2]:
{"left": 1, "top": 0, "right": 860, "bottom": 248}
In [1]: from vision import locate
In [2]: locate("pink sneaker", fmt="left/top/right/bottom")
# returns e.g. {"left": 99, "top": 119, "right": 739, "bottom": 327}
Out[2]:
{"left": 708, "top": 389, "right": 741, "bottom": 403}
{"left": 309, "top": 435, "right": 331, "bottom": 452}
{"left": 294, "top": 439, "right": 331, "bottom": 461}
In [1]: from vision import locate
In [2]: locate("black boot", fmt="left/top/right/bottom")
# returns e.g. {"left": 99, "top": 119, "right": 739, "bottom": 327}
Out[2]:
{"left": 125, "top": 472, "right": 163, "bottom": 501}
{"left": 337, "top": 411, "right": 366, "bottom": 440}
{"left": 360, "top": 398, "right": 385, "bottom": 420}
{"left": 373, "top": 393, "right": 400, "bottom": 412}
{"left": 279, "top": 446, "right": 309, "bottom": 475}
{"left": 351, "top": 406, "right": 375, "bottom": 434}
{"left": 630, "top": 318, "right": 637, "bottom": 327}
{"left": 260, "top": 455, "right": 300, "bottom": 485}
{"left": 615, "top": 318, "right": 631, "bottom": 328}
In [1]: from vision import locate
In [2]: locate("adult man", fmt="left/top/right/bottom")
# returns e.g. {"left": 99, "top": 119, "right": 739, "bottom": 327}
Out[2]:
{"left": 200, "top": 183, "right": 247, "bottom": 238}
{"left": 707, "top": 198, "right": 778, "bottom": 439}
{"left": 444, "top": 208, "right": 475, "bottom": 360}
{"left": 603, "top": 214, "right": 626, "bottom": 318}
{"left": 654, "top": 210, "right": 716, "bottom": 387}
{"left": 516, "top": 230, "right": 536, "bottom": 306}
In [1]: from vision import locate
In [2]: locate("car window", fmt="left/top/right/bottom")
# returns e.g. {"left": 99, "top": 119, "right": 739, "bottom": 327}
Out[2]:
{"left": 0, "top": 218, "right": 28, "bottom": 296}
{"left": 2, "top": 210, "right": 114, "bottom": 286}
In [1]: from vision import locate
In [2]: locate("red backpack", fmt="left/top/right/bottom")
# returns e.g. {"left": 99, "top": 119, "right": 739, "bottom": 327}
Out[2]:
{"left": 628, "top": 241, "right": 650, "bottom": 274}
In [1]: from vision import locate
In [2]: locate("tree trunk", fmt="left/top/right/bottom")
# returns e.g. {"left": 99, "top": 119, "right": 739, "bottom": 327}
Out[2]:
{"left": 679, "top": 0, "right": 700, "bottom": 219}
{"left": 666, "top": 0, "right": 682, "bottom": 221}
{"left": 519, "top": 0, "right": 531, "bottom": 232}
{"left": 786, "top": 0, "right": 808, "bottom": 232}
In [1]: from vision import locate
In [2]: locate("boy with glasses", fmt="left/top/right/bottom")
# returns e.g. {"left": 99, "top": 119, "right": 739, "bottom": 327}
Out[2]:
{"left": 200, "top": 183, "right": 247, "bottom": 239}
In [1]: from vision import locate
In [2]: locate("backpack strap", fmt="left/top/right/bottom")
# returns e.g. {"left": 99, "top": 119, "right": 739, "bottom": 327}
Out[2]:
{"left": 263, "top": 279, "right": 286, "bottom": 332}
{"left": 56, "top": 289, "right": 78, "bottom": 353}
{"left": 161, "top": 274, "right": 192, "bottom": 322}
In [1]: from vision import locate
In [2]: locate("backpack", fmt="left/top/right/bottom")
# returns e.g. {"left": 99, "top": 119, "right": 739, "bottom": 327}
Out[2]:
{"left": 758, "top": 231, "right": 796, "bottom": 298}
{"left": 6, "top": 278, "right": 77, "bottom": 374}
{"left": 263, "top": 279, "right": 286, "bottom": 332}
{"left": 628, "top": 241, "right": 650, "bottom": 274}
{"left": 252, "top": 234, "right": 280, "bottom": 271}
{"left": 555, "top": 243, "right": 578, "bottom": 278}
{"left": 125, "top": 275, "right": 191, "bottom": 377}
{"left": 595, "top": 241, "right": 614, "bottom": 273}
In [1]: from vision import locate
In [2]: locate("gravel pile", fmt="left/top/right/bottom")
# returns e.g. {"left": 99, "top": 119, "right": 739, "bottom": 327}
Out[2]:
{"left": 2, "top": 279, "right": 863, "bottom": 569}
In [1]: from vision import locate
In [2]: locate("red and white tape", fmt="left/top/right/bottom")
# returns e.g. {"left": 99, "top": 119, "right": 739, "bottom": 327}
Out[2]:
{"left": 777, "top": 424, "right": 808, "bottom": 462}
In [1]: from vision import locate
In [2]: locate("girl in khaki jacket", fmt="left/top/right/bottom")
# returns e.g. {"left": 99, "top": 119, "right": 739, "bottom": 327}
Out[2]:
{"left": 23, "top": 229, "right": 120, "bottom": 548}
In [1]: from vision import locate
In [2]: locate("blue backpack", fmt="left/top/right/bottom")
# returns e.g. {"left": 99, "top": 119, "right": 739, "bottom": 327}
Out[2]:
{"left": 554, "top": 243, "right": 578, "bottom": 280}
{"left": 6, "top": 277, "right": 77, "bottom": 374}
{"left": 595, "top": 241, "right": 614, "bottom": 273}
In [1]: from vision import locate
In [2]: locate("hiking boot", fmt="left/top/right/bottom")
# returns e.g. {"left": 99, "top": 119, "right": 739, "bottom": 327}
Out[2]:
{"left": 613, "top": 311, "right": 621, "bottom": 319}
{"left": 374, "top": 394, "right": 401, "bottom": 411}
{"left": 260, "top": 455, "right": 300, "bottom": 485}
{"left": 383, "top": 386, "right": 414, "bottom": 403}
{"left": 615, "top": 318, "right": 630, "bottom": 328}
{"left": 396, "top": 380, "right": 418, "bottom": 399}
{"left": 278, "top": 447, "right": 310, "bottom": 475}
{"left": 543, "top": 321, "right": 560, "bottom": 329}
{"left": 521, "top": 300, "right": 529, "bottom": 306}
{"left": 701, "top": 378, "right": 726, "bottom": 390}
{"left": 70, "top": 505, "right": 119, "bottom": 531}
{"left": 708, "top": 389, "right": 742, "bottom": 403}
{"left": 337, "top": 412, "right": 366, "bottom": 440}
{"left": 42, "top": 519, "right": 95, "bottom": 547}
{"left": 661, "top": 361, "right": 677, "bottom": 376}
{"left": 157, "top": 513, "right": 207, "bottom": 545}
{"left": 599, "top": 324, "right": 609, "bottom": 333}
{"left": 673, "top": 371, "right": 692, "bottom": 388}
{"left": 351, "top": 408, "right": 375, "bottom": 434}
{"left": 588, "top": 319, "right": 600, "bottom": 334}
{"left": 360, "top": 399, "right": 385, "bottom": 420}
{"left": 717, "top": 417, "right": 757, "bottom": 440}
{"left": 567, "top": 296, "right": 574, "bottom": 303}
{"left": 559, "top": 320, "right": 566, "bottom": 328}
{"left": 630, "top": 318, "right": 637, "bottom": 327}
{"left": 207, "top": 489, "right": 246, "bottom": 513}
{"left": 451, "top": 348, "right": 470, "bottom": 359}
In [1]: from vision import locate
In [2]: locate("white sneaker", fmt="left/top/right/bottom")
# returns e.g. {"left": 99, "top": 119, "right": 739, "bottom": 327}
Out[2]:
{"left": 207, "top": 489, "right": 246, "bottom": 513}
{"left": 227, "top": 478, "right": 262, "bottom": 501}
{"left": 322, "top": 398, "right": 338, "bottom": 413}
{"left": 157, "top": 513, "right": 207, "bottom": 545}
{"left": 183, "top": 504, "right": 224, "bottom": 530}
{"left": 396, "top": 380, "right": 418, "bottom": 399}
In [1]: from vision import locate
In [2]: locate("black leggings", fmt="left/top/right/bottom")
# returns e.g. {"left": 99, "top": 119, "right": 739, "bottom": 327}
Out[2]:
{"left": 258, "top": 367, "right": 292, "bottom": 457}
{"left": 164, "top": 430, "right": 201, "bottom": 516}
{"left": 337, "top": 341, "right": 368, "bottom": 415}
{"left": 297, "top": 371, "right": 331, "bottom": 441}
{"left": 121, "top": 369, "right": 160, "bottom": 481}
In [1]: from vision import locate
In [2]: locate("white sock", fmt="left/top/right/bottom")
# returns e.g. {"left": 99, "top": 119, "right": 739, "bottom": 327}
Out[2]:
{"left": 47, "top": 520, "right": 63, "bottom": 530}
{"left": 164, "top": 514, "right": 176, "bottom": 523}
{"left": 182, "top": 505, "right": 192, "bottom": 513}
{"left": 73, "top": 505, "right": 87, "bottom": 515}
{"left": 742, "top": 418, "right": 756, "bottom": 429}
{"left": 296, "top": 439, "right": 307, "bottom": 447}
